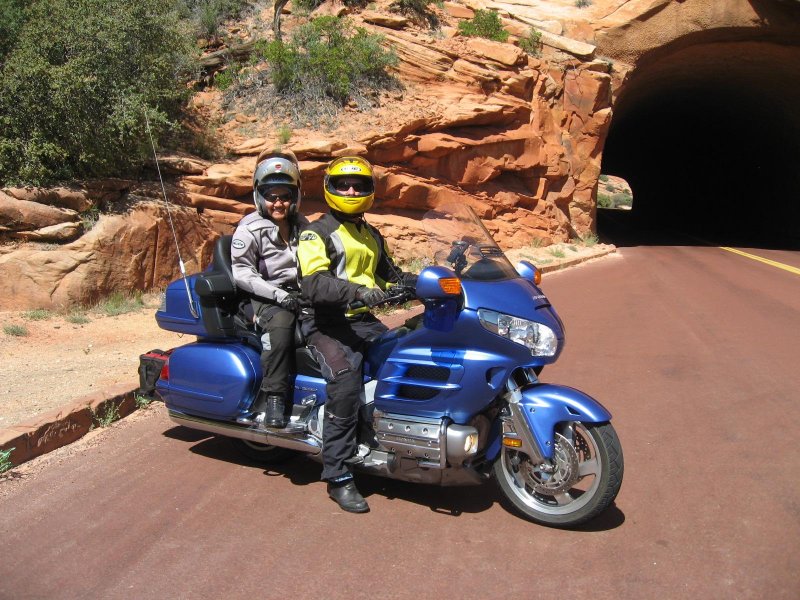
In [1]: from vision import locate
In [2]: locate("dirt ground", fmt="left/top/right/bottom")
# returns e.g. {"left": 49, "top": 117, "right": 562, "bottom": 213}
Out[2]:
{"left": 0, "top": 295, "right": 185, "bottom": 429}
{"left": 0, "top": 242, "right": 614, "bottom": 430}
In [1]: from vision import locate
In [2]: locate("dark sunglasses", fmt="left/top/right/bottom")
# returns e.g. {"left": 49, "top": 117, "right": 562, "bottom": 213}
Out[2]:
{"left": 259, "top": 188, "right": 294, "bottom": 203}
{"left": 333, "top": 179, "right": 367, "bottom": 193}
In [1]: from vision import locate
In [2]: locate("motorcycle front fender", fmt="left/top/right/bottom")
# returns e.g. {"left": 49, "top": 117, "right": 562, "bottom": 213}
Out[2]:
{"left": 487, "top": 384, "right": 612, "bottom": 462}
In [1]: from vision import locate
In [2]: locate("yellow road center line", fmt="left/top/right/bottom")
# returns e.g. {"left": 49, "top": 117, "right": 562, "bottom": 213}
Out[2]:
{"left": 720, "top": 247, "right": 800, "bottom": 276}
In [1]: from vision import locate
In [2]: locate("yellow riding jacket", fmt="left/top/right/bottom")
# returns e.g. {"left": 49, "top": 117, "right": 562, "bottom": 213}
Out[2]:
{"left": 297, "top": 212, "right": 402, "bottom": 317}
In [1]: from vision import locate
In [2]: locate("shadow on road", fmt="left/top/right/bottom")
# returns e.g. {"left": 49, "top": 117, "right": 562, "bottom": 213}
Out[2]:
{"left": 358, "top": 473, "right": 497, "bottom": 518}
{"left": 164, "top": 425, "right": 626, "bottom": 529}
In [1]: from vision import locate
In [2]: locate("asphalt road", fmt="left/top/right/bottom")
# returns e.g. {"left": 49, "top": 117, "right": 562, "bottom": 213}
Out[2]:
{"left": 2, "top": 240, "right": 799, "bottom": 599}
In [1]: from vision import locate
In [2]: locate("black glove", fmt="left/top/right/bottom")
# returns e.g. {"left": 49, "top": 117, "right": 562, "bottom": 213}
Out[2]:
{"left": 279, "top": 292, "right": 300, "bottom": 312}
{"left": 400, "top": 272, "right": 418, "bottom": 289}
{"left": 356, "top": 286, "right": 387, "bottom": 308}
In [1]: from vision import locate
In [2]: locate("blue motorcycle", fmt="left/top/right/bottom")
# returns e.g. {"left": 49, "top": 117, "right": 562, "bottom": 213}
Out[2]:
{"left": 144, "top": 203, "right": 623, "bottom": 527}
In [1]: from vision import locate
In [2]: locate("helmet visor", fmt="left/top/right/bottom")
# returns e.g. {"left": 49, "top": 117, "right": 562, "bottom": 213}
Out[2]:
{"left": 329, "top": 176, "right": 374, "bottom": 198}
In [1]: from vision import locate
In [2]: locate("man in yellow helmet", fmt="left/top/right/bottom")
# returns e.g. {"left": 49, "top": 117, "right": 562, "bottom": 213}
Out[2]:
{"left": 297, "top": 156, "right": 417, "bottom": 513}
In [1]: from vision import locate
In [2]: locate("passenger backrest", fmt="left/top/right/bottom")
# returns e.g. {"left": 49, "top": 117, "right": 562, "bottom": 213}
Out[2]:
{"left": 213, "top": 234, "right": 235, "bottom": 288}
{"left": 194, "top": 235, "right": 239, "bottom": 337}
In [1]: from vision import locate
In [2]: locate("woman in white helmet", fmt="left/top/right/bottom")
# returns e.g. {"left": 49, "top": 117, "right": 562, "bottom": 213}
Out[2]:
{"left": 231, "top": 150, "right": 309, "bottom": 428}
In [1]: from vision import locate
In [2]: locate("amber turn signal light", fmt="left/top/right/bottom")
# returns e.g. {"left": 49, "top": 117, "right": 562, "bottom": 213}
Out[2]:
{"left": 502, "top": 435, "right": 523, "bottom": 448}
{"left": 438, "top": 278, "right": 462, "bottom": 295}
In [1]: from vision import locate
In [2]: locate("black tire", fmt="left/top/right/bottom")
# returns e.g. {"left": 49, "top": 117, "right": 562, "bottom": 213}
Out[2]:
{"left": 493, "top": 421, "right": 623, "bottom": 527}
{"left": 229, "top": 438, "right": 295, "bottom": 465}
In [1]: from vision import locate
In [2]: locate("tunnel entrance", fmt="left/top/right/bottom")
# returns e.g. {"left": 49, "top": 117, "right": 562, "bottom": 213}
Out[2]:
{"left": 600, "top": 35, "right": 800, "bottom": 249}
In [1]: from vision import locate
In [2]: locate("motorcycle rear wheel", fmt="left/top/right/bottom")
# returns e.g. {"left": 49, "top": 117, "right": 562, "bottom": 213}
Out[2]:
{"left": 230, "top": 438, "right": 294, "bottom": 464}
{"left": 493, "top": 421, "right": 623, "bottom": 527}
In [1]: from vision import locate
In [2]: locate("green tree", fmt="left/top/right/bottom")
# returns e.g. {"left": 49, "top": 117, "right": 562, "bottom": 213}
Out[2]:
{"left": 0, "top": 0, "right": 27, "bottom": 65}
{"left": 0, "top": 0, "right": 194, "bottom": 186}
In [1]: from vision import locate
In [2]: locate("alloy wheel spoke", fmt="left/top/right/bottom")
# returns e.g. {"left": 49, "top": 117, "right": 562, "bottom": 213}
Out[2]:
{"left": 554, "top": 492, "right": 573, "bottom": 506}
{"left": 578, "top": 457, "right": 599, "bottom": 477}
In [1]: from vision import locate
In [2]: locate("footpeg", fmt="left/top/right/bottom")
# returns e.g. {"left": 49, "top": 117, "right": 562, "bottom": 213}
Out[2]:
{"left": 260, "top": 420, "right": 307, "bottom": 433}
{"left": 344, "top": 443, "right": 372, "bottom": 466}
{"left": 283, "top": 421, "right": 307, "bottom": 433}
{"left": 236, "top": 412, "right": 266, "bottom": 427}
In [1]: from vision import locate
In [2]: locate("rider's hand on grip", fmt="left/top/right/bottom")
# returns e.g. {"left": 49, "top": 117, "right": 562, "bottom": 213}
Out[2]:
{"left": 400, "top": 272, "right": 418, "bottom": 290}
{"left": 279, "top": 292, "right": 300, "bottom": 312}
{"left": 356, "top": 286, "right": 387, "bottom": 308}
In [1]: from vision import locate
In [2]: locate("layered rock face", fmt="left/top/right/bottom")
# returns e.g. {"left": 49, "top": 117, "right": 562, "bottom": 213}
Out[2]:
{"left": 0, "top": 197, "right": 216, "bottom": 310}
{"left": 3, "top": 0, "right": 797, "bottom": 308}
{"left": 179, "top": 22, "right": 614, "bottom": 261}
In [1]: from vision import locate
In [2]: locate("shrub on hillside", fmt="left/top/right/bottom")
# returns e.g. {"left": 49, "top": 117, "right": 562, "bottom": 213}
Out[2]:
{"left": 292, "top": 0, "right": 326, "bottom": 10}
{"left": 518, "top": 28, "right": 542, "bottom": 56}
{"left": 457, "top": 9, "right": 509, "bottom": 43}
{"left": 260, "top": 16, "right": 398, "bottom": 114}
{"left": 293, "top": 0, "right": 368, "bottom": 10}
{"left": 179, "top": 0, "right": 251, "bottom": 39}
{"left": 0, "top": 0, "right": 27, "bottom": 66}
{"left": 0, "top": 0, "right": 194, "bottom": 187}
{"left": 612, "top": 192, "right": 633, "bottom": 207}
{"left": 597, "top": 193, "right": 613, "bottom": 208}
{"left": 389, "top": 0, "right": 439, "bottom": 28}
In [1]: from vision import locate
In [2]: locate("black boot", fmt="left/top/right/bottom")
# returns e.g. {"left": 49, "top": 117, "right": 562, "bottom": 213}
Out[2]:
{"left": 327, "top": 480, "right": 369, "bottom": 513}
{"left": 263, "top": 394, "right": 287, "bottom": 428}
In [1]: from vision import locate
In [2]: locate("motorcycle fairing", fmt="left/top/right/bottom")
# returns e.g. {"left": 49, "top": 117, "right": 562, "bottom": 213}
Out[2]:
{"left": 462, "top": 277, "right": 555, "bottom": 316}
{"left": 371, "top": 276, "right": 565, "bottom": 423}
{"left": 373, "top": 308, "right": 533, "bottom": 422}
{"left": 486, "top": 383, "right": 612, "bottom": 461}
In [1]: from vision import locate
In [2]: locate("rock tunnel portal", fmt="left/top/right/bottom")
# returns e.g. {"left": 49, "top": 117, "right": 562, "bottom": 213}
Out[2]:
{"left": 601, "top": 34, "right": 800, "bottom": 248}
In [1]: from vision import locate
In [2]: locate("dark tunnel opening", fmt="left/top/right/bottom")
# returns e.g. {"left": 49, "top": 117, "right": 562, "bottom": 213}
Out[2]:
{"left": 600, "top": 36, "right": 800, "bottom": 249}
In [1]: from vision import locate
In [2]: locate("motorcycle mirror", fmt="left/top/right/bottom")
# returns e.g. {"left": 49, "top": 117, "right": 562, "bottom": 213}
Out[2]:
{"left": 515, "top": 260, "right": 542, "bottom": 286}
{"left": 416, "top": 266, "right": 462, "bottom": 299}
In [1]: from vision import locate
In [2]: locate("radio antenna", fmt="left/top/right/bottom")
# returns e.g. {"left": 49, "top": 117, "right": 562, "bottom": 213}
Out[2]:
{"left": 144, "top": 112, "right": 199, "bottom": 318}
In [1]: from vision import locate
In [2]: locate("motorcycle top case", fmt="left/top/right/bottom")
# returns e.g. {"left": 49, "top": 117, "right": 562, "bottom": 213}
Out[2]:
{"left": 157, "top": 341, "right": 260, "bottom": 419}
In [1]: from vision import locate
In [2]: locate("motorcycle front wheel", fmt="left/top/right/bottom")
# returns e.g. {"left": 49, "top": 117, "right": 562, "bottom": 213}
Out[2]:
{"left": 493, "top": 421, "right": 623, "bottom": 527}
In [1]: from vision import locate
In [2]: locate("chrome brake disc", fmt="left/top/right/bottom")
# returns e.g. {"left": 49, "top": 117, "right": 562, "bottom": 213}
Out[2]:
{"left": 523, "top": 432, "right": 582, "bottom": 495}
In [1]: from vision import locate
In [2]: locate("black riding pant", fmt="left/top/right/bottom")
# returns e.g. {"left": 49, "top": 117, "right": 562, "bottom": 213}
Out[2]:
{"left": 253, "top": 302, "right": 296, "bottom": 410}
{"left": 301, "top": 313, "right": 387, "bottom": 481}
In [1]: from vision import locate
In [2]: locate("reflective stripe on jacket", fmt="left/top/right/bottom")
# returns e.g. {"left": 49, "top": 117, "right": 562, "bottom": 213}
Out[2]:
{"left": 297, "top": 213, "right": 401, "bottom": 315}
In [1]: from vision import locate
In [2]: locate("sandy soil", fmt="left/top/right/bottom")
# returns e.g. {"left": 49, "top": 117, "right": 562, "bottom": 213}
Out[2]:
{"left": 0, "top": 297, "right": 186, "bottom": 429}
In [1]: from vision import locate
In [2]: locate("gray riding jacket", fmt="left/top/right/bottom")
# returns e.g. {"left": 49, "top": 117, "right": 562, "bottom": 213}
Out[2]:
{"left": 231, "top": 211, "right": 309, "bottom": 305}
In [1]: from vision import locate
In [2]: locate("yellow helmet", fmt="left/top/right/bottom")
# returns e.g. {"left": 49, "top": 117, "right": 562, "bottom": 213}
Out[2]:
{"left": 323, "top": 156, "right": 375, "bottom": 215}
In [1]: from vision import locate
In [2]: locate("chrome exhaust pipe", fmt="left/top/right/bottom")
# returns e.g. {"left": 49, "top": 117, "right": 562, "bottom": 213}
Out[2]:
{"left": 168, "top": 410, "right": 322, "bottom": 455}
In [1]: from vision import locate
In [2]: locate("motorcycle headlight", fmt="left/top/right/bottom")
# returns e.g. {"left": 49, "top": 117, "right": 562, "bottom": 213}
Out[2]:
{"left": 477, "top": 309, "right": 558, "bottom": 357}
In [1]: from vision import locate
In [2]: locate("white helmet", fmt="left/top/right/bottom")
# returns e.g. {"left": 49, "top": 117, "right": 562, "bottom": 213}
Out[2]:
{"left": 252, "top": 151, "right": 302, "bottom": 219}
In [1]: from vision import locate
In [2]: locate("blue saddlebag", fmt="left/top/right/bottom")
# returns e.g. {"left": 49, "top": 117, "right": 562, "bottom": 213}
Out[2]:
{"left": 157, "top": 342, "right": 260, "bottom": 419}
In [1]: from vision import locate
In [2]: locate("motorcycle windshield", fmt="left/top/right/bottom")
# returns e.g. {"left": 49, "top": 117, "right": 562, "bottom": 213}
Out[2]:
{"left": 422, "top": 203, "right": 519, "bottom": 281}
